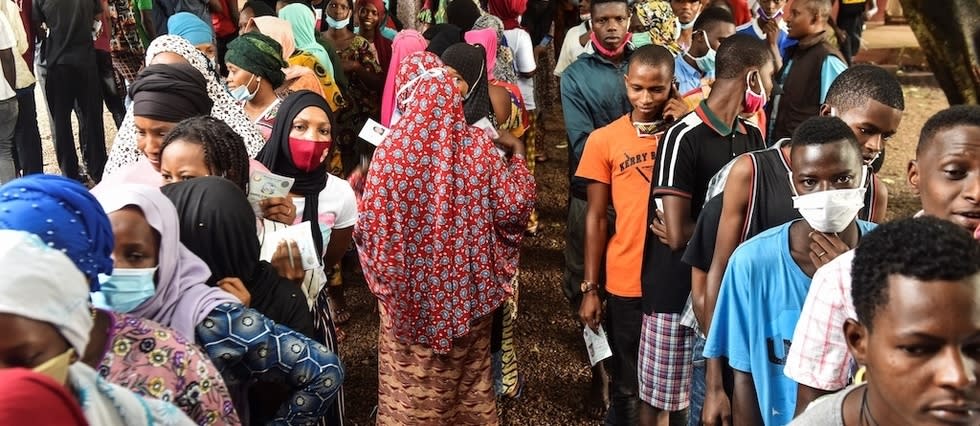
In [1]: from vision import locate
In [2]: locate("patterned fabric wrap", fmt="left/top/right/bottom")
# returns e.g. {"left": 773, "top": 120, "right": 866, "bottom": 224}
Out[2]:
{"left": 196, "top": 303, "right": 344, "bottom": 424}
{"left": 98, "top": 311, "right": 240, "bottom": 425}
{"left": 107, "top": 0, "right": 146, "bottom": 82}
{"left": 633, "top": 0, "right": 682, "bottom": 55}
{"left": 472, "top": 14, "right": 519, "bottom": 84}
{"left": 356, "top": 51, "right": 536, "bottom": 353}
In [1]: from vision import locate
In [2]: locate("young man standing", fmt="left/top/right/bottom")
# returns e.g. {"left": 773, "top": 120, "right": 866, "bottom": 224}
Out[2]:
{"left": 560, "top": 0, "right": 632, "bottom": 416}
{"left": 703, "top": 116, "right": 877, "bottom": 426}
{"left": 735, "top": 0, "right": 792, "bottom": 63}
{"left": 786, "top": 105, "right": 980, "bottom": 413}
{"left": 793, "top": 215, "right": 980, "bottom": 426}
{"left": 577, "top": 44, "right": 687, "bottom": 426}
{"left": 34, "top": 0, "right": 108, "bottom": 183}
{"left": 688, "top": 64, "right": 904, "bottom": 425}
{"left": 670, "top": 0, "right": 703, "bottom": 49}
{"left": 834, "top": 0, "right": 878, "bottom": 64}
{"left": 768, "top": 0, "right": 847, "bottom": 142}
{"left": 553, "top": 0, "right": 591, "bottom": 77}
{"left": 643, "top": 32, "right": 772, "bottom": 426}
{"left": 674, "top": 6, "right": 735, "bottom": 97}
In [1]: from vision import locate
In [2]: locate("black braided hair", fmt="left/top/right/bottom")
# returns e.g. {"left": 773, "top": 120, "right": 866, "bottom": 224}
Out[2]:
{"left": 161, "top": 116, "right": 251, "bottom": 192}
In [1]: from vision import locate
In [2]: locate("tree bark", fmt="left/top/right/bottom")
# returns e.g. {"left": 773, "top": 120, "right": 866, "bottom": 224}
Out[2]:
{"left": 899, "top": 0, "right": 980, "bottom": 105}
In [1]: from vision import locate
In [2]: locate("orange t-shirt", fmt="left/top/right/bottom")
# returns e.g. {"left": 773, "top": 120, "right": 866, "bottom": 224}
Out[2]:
{"left": 575, "top": 115, "right": 660, "bottom": 297}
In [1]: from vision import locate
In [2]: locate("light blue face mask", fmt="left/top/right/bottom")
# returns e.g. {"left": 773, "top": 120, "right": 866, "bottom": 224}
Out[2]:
{"left": 228, "top": 74, "right": 257, "bottom": 102}
{"left": 630, "top": 31, "right": 653, "bottom": 48}
{"left": 325, "top": 15, "right": 351, "bottom": 29}
{"left": 684, "top": 30, "right": 716, "bottom": 75}
{"left": 91, "top": 267, "right": 158, "bottom": 313}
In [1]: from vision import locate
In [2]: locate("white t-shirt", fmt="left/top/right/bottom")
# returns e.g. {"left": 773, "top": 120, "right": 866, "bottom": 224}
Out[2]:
{"left": 292, "top": 173, "right": 358, "bottom": 229}
{"left": 503, "top": 28, "right": 537, "bottom": 110}
{"left": 0, "top": 13, "right": 16, "bottom": 100}
{"left": 554, "top": 22, "right": 592, "bottom": 77}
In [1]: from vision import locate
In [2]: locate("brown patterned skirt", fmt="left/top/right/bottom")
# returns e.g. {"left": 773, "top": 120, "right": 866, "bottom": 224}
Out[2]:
{"left": 376, "top": 305, "right": 499, "bottom": 425}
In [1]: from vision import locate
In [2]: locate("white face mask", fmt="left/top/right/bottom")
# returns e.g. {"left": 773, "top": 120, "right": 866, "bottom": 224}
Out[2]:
{"left": 790, "top": 167, "right": 868, "bottom": 233}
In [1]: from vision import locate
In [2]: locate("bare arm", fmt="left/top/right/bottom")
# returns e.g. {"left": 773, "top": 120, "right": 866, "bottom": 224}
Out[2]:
{"left": 488, "top": 84, "right": 512, "bottom": 128}
{"left": 733, "top": 370, "right": 764, "bottom": 426}
{"left": 870, "top": 174, "right": 888, "bottom": 222}
{"left": 579, "top": 182, "right": 610, "bottom": 331}
{"left": 323, "top": 226, "right": 352, "bottom": 268}
{"left": 703, "top": 155, "right": 754, "bottom": 333}
{"left": 0, "top": 48, "right": 14, "bottom": 90}
{"left": 662, "top": 194, "right": 694, "bottom": 251}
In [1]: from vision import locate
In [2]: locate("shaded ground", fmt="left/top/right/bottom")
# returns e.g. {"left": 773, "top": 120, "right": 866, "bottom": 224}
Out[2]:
{"left": 40, "top": 82, "right": 946, "bottom": 425}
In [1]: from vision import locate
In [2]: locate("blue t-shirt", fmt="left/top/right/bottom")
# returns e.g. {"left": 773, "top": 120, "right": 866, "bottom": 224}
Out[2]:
{"left": 735, "top": 19, "right": 797, "bottom": 60}
{"left": 675, "top": 54, "right": 708, "bottom": 96}
{"left": 703, "top": 219, "right": 876, "bottom": 425}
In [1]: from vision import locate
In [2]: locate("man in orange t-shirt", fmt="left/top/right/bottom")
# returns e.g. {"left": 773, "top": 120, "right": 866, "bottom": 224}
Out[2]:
{"left": 574, "top": 44, "right": 687, "bottom": 424}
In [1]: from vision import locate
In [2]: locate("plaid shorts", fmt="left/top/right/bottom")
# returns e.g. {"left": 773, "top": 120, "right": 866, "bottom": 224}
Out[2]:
{"left": 638, "top": 312, "right": 695, "bottom": 410}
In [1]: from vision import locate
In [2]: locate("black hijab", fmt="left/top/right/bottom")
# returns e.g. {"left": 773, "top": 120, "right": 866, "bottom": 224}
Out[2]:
{"left": 424, "top": 24, "right": 462, "bottom": 56}
{"left": 446, "top": 0, "right": 482, "bottom": 31}
{"left": 255, "top": 91, "right": 333, "bottom": 257}
{"left": 130, "top": 63, "right": 213, "bottom": 123}
{"left": 441, "top": 42, "right": 492, "bottom": 125}
{"left": 160, "top": 177, "right": 317, "bottom": 338}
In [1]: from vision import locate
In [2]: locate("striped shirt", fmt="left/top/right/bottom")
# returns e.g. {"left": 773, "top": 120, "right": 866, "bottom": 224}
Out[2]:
{"left": 641, "top": 100, "right": 766, "bottom": 313}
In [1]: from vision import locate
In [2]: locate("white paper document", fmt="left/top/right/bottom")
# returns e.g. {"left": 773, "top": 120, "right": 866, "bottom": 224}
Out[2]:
{"left": 583, "top": 326, "right": 613, "bottom": 366}
{"left": 259, "top": 221, "right": 321, "bottom": 271}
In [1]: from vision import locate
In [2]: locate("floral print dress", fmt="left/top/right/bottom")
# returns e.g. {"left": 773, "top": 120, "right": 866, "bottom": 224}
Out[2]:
{"left": 97, "top": 310, "right": 240, "bottom": 426}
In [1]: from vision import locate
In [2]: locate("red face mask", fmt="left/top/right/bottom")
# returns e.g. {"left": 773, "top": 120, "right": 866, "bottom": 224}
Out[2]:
{"left": 288, "top": 136, "right": 332, "bottom": 172}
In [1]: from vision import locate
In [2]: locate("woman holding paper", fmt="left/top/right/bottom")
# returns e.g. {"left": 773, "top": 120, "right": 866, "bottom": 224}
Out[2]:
{"left": 95, "top": 181, "right": 345, "bottom": 425}
{"left": 356, "top": 51, "right": 535, "bottom": 424}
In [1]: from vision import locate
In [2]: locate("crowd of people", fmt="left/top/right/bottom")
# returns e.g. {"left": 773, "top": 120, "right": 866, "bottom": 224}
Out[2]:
{"left": 0, "top": 0, "right": 977, "bottom": 424}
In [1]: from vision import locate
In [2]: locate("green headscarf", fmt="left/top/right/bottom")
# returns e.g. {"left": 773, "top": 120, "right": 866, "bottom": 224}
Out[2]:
{"left": 225, "top": 32, "right": 288, "bottom": 88}
{"left": 279, "top": 4, "right": 334, "bottom": 76}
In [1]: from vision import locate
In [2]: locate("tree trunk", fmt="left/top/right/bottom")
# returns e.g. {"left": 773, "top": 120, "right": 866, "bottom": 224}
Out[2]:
{"left": 899, "top": 0, "right": 980, "bottom": 105}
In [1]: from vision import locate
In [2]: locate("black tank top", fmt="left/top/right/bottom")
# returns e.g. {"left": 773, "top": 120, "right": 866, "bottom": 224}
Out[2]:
{"left": 742, "top": 148, "right": 879, "bottom": 242}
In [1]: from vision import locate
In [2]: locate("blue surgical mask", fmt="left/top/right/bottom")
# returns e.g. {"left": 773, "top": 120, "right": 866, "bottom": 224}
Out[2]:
{"left": 92, "top": 267, "right": 158, "bottom": 313}
{"left": 325, "top": 15, "right": 350, "bottom": 29}
{"left": 630, "top": 31, "right": 653, "bottom": 48}
{"left": 684, "top": 30, "right": 716, "bottom": 75}
{"left": 228, "top": 74, "right": 257, "bottom": 102}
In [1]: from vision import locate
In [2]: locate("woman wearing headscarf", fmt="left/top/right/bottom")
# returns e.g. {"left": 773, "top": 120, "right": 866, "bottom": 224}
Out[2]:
{"left": 380, "top": 29, "right": 427, "bottom": 126}
{"left": 446, "top": 0, "right": 481, "bottom": 31}
{"left": 279, "top": 3, "right": 336, "bottom": 79}
{"left": 162, "top": 177, "right": 352, "bottom": 426}
{"left": 105, "top": 35, "right": 266, "bottom": 175}
{"left": 357, "top": 51, "right": 535, "bottom": 424}
{"left": 99, "top": 63, "right": 223, "bottom": 188}
{"left": 239, "top": 0, "right": 277, "bottom": 30}
{"left": 0, "top": 369, "right": 88, "bottom": 426}
{"left": 442, "top": 41, "right": 528, "bottom": 400}
{"left": 354, "top": 0, "right": 393, "bottom": 71}
{"left": 488, "top": 0, "right": 526, "bottom": 29}
{"left": 322, "top": 0, "right": 384, "bottom": 175}
{"left": 241, "top": 17, "right": 330, "bottom": 103}
{"left": 0, "top": 229, "right": 197, "bottom": 425}
{"left": 472, "top": 14, "right": 519, "bottom": 83}
{"left": 99, "top": 182, "right": 344, "bottom": 425}
{"left": 256, "top": 91, "right": 358, "bottom": 315}
{"left": 424, "top": 23, "right": 462, "bottom": 55}
{"left": 632, "top": 0, "right": 682, "bottom": 55}
{"left": 225, "top": 32, "right": 287, "bottom": 139}
{"left": 167, "top": 12, "right": 217, "bottom": 63}
{"left": 0, "top": 175, "right": 240, "bottom": 425}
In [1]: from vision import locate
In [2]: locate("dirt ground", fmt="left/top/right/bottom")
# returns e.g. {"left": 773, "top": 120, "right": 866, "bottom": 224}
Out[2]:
{"left": 38, "top": 83, "right": 947, "bottom": 425}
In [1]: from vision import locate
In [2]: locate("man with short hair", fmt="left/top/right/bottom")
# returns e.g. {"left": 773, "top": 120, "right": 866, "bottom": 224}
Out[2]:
{"left": 704, "top": 116, "right": 877, "bottom": 425}
{"left": 786, "top": 104, "right": 980, "bottom": 414}
{"left": 674, "top": 6, "right": 735, "bottom": 98}
{"left": 736, "top": 0, "right": 792, "bottom": 63}
{"left": 670, "top": 0, "right": 703, "bottom": 49}
{"left": 577, "top": 44, "right": 687, "bottom": 426}
{"left": 34, "top": 0, "right": 108, "bottom": 183}
{"left": 768, "top": 0, "right": 846, "bottom": 142}
{"left": 688, "top": 64, "right": 904, "bottom": 425}
{"left": 793, "top": 215, "right": 980, "bottom": 425}
{"left": 560, "top": 0, "right": 633, "bottom": 416}
{"left": 643, "top": 32, "right": 771, "bottom": 426}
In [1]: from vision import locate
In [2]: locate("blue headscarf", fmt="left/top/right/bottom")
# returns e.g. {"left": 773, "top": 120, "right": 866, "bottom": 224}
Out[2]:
{"left": 0, "top": 175, "right": 115, "bottom": 290}
{"left": 168, "top": 12, "right": 215, "bottom": 46}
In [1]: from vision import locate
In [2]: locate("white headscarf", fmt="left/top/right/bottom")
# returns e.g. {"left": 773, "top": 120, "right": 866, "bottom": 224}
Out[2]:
{"left": 0, "top": 230, "right": 92, "bottom": 355}
{"left": 0, "top": 230, "right": 197, "bottom": 426}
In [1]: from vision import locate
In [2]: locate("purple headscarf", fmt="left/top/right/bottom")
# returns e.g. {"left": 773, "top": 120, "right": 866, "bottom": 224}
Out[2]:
{"left": 93, "top": 184, "right": 238, "bottom": 339}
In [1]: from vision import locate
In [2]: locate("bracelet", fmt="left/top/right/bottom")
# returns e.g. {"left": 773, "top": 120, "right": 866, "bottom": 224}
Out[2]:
{"left": 513, "top": 153, "right": 526, "bottom": 161}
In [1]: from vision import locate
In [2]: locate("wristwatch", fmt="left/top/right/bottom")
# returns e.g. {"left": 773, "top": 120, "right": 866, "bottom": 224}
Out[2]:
{"left": 581, "top": 280, "right": 597, "bottom": 294}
